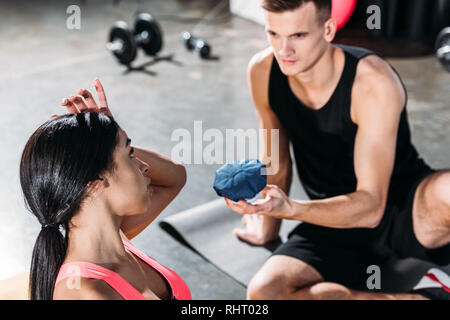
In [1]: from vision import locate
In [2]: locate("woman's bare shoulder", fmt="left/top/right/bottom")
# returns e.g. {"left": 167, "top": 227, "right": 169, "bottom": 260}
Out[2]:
{"left": 53, "top": 276, "right": 122, "bottom": 300}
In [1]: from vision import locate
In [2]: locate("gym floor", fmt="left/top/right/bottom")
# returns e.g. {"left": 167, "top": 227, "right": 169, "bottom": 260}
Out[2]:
{"left": 0, "top": 0, "right": 449, "bottom": 299}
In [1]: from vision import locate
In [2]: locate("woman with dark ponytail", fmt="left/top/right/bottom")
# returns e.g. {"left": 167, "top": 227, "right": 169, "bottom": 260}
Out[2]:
{"left": 19, "top": 79, "right": 190, "bottom": 300}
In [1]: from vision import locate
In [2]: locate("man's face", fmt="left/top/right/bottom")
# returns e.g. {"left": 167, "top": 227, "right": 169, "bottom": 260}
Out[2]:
{"left": 265, "top": 2, "right": 331, "bottom": 76}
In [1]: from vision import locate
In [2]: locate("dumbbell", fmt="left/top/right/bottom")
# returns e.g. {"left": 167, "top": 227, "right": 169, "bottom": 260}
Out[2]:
{"left": 435, "top": 27, "right": 450, "bottom": 72}
{"left": 107, "top": 13, "right": 163, "bottom": 65}
{"left": 181, "top": 31, "right": 211, "bottom": 59}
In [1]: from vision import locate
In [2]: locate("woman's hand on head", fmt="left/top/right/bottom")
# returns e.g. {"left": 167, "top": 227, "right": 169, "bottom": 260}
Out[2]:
{"left": 57, "top": 78, "right": 113, "bottom": 118}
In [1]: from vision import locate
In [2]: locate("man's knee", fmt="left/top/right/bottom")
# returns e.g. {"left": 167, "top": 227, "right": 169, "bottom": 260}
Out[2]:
{"left": 246, "top": 265, "right": 320, "bottom": 299}
{"left": 422, "top": 171, "right": 450, "bottom": 221}
{"left": 413, "top": 171, "right": 450, "bottom": 248}
{"left": 246, "top": 255, "right": 324, "bottom": 300}
{"left": 432, "top": 171, "right": 450, "bottom": 208}
{"left": 246, "top": 271, "right": 288, "bottom": 300}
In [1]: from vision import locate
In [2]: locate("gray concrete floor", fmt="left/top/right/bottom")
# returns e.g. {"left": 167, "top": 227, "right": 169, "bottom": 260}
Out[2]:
{"left": 0, "top": 0, "right": 449, "bottom": 300}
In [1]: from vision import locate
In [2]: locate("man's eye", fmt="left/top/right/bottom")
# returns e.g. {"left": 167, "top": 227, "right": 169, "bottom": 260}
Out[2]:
{"left": 292, "top": 33, "right": 304, "bottom": 39}
{"left": 129, "top": 147, "right": 135, "bottom": 158}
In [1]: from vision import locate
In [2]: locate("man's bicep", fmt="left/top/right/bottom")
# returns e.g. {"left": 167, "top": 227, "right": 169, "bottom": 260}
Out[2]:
{"left": 354, "top": 129, "right": 395, "bottom": 198}
{"left": 353, "top": 100, "right": 402, "bottom": 205}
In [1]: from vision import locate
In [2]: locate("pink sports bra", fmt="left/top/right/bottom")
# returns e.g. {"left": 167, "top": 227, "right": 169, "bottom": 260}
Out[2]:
{"left": 55, "top": 240, "right": 191, "bottom": 300}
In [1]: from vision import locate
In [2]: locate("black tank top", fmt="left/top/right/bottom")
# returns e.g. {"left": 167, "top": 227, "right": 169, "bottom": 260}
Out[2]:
{"left": 269, "top": 44, "right": 432, "bottom": 203}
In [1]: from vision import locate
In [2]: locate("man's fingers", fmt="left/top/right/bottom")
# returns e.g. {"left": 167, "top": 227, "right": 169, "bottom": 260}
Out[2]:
{"left": 240, "top": 198, "right": 271, "bottom": 214}
{"left": 252, "top": 197, "right": 270, "bottom": 205}
{"left": 78, "top": 89, "right": 98, "bottom": 111}
{"left": 235, "top": 200, "right": 259, "bottom": 214}
{"left": 224, "top": 198, "right": 242, "bottom": 213}
{"left": 260, "top": 185, "right": 278, "bottom": 197}
{"left": 225, "top": 198, "right": 268, "bottom": 215}
{"left": 61, "top": 98, "right": 79, "bottom": 114}
{"left": 224, "top": 198, "right": 256, "bottom": 214}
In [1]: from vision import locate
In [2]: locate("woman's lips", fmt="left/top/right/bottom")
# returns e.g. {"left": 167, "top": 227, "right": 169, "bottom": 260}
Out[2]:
{"left": 146, "top": 178, "right": 153, "bottom": 194}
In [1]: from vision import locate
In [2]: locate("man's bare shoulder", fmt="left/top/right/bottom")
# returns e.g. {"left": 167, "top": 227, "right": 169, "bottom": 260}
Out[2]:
{"left": 53, "top": 277, "right": 122, "bottom": 300}
{"left": 247, "top": 47, "right": 274, "bottom": 111}
{"left": 352, "top": 54, "right": 406, "bottom": 122}
{"left": 248, "top": 47, "right": 274, "bottom": 79}
{"left": 355, "top": 55, "right": 405, "bottom": 97}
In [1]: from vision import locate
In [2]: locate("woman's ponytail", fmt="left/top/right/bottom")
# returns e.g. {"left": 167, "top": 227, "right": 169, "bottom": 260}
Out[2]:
{"left": 29, "top": 225, "right": 67, "bottom": 300}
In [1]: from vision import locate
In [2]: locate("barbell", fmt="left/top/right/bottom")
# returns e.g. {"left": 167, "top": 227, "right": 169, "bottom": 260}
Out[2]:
{"left": 181, "top": 31, "right": 211, "bottom": 59}
{"left": 107, "top": 13, "right": 163, "bottom": 65}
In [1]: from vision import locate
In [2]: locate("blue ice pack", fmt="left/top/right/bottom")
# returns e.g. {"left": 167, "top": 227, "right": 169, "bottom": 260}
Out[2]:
{"left": 213, "top": 159, "right": 267, "bottom": 202}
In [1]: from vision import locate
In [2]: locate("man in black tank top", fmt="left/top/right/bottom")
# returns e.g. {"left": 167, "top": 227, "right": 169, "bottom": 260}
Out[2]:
{"left": 224, "top": 0, "right": 450, "bottom": 300}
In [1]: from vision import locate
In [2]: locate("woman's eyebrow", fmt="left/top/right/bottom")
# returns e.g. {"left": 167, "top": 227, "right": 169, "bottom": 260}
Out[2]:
{"left": 126, "top": 138, "right": 131, "bottom": 147}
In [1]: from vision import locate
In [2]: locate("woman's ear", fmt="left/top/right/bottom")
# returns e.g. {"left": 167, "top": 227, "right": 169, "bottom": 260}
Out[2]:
{"left": 86, "top": 176, "right": 109, "bottom": 193}
{"left": 97, "top": 175, "right": 110, "bottom": 188}
{"left": 101, "top": 177, "right": 110, "bottom": 187}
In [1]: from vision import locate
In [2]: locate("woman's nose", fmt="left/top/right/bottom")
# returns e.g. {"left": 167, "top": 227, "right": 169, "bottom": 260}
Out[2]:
{"left": 137, "top": 158, "right": 149, "bottom": 175}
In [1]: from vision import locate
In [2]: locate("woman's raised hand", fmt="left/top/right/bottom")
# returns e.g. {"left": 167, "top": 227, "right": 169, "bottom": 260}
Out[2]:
{"left": 59, "top": 78, "right": 113, "bottom": 117}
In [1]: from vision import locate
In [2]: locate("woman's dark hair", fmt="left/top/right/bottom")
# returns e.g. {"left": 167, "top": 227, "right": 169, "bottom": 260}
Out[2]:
{"left": 262, "top": 0, "right": 332, "bottom": 24}
{"left": 20, "top": 112, "right": 120, "bottom": 300}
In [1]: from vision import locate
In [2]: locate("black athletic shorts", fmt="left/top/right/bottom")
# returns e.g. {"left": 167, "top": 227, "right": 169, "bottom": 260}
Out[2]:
{"left": 272, "top": 168, "right": 450, "bottom": 291}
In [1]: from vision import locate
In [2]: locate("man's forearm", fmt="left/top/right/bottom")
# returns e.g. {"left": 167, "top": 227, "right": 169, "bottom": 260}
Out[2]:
{"left": 286, "top": 190, "right": 385, "bottom": 229}
{"left": 262, "top": 162, "right": 293, "bottom": 229}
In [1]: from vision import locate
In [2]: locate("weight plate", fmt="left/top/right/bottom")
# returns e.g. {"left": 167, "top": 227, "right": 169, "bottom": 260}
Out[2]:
{"left": 109, "top": 21, "right": 137, "bottom": 65}
{"left": 199, "top": 45, "right": 211, "bottom": 59}
{"left": 181, "top": 31, "right": 195, "bottom": 50}
{"left": 134, "top": 13, "right": 163, "bottom": 56}
{"left": 435, "top": 27, "right": 450, "bottom": 72}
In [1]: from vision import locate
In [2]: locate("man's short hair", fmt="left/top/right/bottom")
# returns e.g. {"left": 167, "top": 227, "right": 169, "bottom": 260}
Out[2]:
{"left": 262, "top": 0, "right": 332, "bottom": 25}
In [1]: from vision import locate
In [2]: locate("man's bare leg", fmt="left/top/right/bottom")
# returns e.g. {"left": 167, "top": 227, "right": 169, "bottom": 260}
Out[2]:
{"left": 295, "top": 282, "right": 428, "bottom": 300}
{"left": 412, "top": 170, "right": 450, "bottom": 250}
{"left": 247, "top": 255, "right": 428, "bottom": 300}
